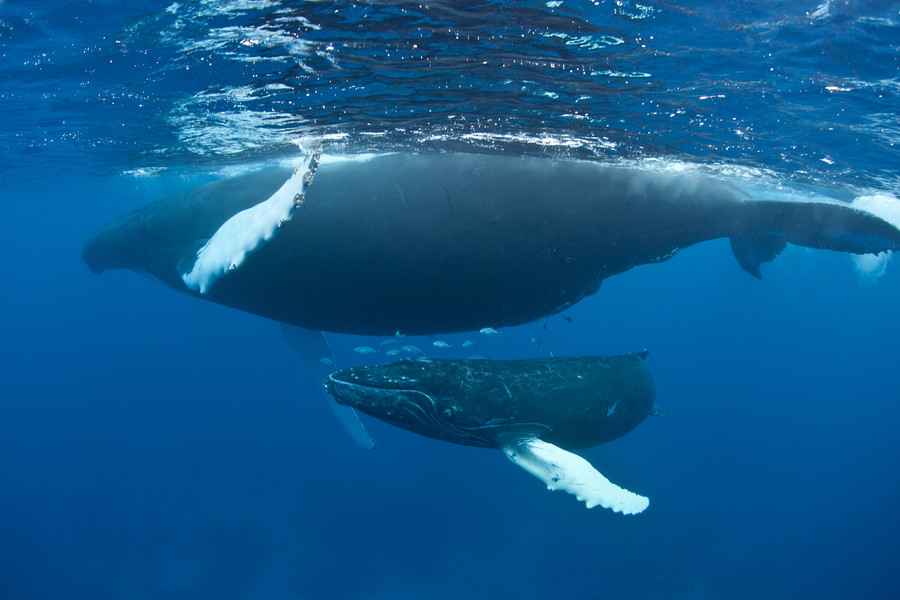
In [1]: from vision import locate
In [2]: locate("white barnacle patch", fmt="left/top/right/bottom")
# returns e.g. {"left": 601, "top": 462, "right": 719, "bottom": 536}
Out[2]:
{"left": 182, "top": 150, "right": 321, "bottom": 294}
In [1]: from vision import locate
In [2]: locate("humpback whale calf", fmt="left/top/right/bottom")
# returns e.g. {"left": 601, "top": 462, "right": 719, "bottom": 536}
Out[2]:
{"left": 83, "top": 152, "right": 900, "bottom": 335}
{"left": 325, "top": 352, "right": 656, "bottom": 514}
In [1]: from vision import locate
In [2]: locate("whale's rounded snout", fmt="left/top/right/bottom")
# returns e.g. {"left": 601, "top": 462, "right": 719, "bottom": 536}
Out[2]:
{"left": 82, "top": 213, "right": 146, "bottom": 275}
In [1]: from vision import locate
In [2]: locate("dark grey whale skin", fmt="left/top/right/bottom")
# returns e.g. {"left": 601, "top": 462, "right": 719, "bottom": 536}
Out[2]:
{"left": 325, "top": 353, "right": 655, "bottom": 450}
{"left": 83, "top": 152, "right": 900, "bottom": 335}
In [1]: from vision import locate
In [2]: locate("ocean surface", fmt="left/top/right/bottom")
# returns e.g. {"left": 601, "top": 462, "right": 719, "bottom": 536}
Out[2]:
{"left": 2, "top": 1, "right": 899, "bottom": 599}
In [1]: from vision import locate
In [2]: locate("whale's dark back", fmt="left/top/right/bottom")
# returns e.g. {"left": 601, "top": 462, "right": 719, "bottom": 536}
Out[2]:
{"left": 84, "top": 153, "right": 900, "bottom": 335}
{"left": 326, "top": 353, "right": 656, "bottom": 449}
{"left": 84, "top": 153, "right": 744, "bottom": 334}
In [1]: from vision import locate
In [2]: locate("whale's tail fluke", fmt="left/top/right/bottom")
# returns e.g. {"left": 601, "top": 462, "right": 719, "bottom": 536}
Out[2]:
{"left": 732, "top": 199, "right": 900, "bottom": 278}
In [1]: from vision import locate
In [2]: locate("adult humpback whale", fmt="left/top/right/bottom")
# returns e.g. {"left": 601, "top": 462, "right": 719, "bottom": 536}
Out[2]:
{"left": 325, "top": 353, "right": 656, "bottom": 514}
{"left": 83, "top": 152, "right": 900, "bottom": 335}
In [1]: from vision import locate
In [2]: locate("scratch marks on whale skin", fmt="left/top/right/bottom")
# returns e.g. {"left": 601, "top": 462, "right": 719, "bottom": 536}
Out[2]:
{"left": 396, "top": 394, "right": 494, "bottom": 448}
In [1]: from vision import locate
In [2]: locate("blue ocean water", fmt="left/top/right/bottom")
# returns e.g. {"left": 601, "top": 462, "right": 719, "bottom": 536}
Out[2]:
{"left": 1, "top": 1, "right": 899, "bottom": 599}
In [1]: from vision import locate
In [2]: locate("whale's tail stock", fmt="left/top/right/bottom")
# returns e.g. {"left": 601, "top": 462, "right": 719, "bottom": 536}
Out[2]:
{"left": 731, "top": 196, "right": 900, "bottom": 279}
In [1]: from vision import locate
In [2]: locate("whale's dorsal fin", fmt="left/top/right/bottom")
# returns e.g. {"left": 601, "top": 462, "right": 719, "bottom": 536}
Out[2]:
{"left": 498, "top": 433, "right": 648, "bottom": 515}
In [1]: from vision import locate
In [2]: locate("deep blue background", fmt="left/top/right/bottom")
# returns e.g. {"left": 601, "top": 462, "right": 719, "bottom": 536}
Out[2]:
{"left": 2, "top": 2, "right": 899, "bottom": 599}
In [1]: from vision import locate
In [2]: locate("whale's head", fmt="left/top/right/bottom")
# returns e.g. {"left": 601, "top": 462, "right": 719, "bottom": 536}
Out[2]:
{"left": 82, "top": 168, "right": 293, "bottom": 289}
{"left": 82, "top": 211, "right": 157, "bottom": 275}
{"left": 327, "top": 357, "right": 444, "bottom": 393}
{"left": 325, "top": 358, "right": 498, "bottom": 447}
{"left": 82, "top": 207, "right": 194, "bottom": 289}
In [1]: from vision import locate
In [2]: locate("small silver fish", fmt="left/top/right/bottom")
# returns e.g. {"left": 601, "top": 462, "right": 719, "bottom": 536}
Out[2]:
{"left": 401, "top": 345, "right": 424, "bottom": 355}
{"left": 319, "top": 357, "right": 336, "bottom": 367}
{"left": 530, "top": 336, "right": 542, "bottom": 350}
{"left": 479, "top": 327, "right": 502, "bottom": 337}
{"left": 385, "top": 348, "right": 401, "bottom": 357}
{"left": 433, "top": 340, "right": 453, "bottom": 350}
{"left": 353, "top": 346, "right": 380, "bottom": 355}
{"left": 461, "top": 340, "right": 476, "bottom": 348}
{"left": 607, "top": 400, "right": 619, "bottom": 417}
{"left": 381, "top": 339, "right": 401, "bottom": 347}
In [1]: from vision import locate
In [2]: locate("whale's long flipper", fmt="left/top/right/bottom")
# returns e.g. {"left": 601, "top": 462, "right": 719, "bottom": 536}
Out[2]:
{"left": 281, "top": 324, "right": 377, "bottom": 450}
{"left": 182, "top": 151, "right": 321, "bottom": 294}
{"left": 499, "top": 433, "right": 649, "bottom": 515}
{"left": 734, "top": 199, "right": 900, "bottom": 279}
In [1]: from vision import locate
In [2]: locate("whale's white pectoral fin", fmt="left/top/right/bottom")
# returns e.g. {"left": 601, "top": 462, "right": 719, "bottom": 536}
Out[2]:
{"left": 499, "top": 434, "right": 649, "bottom": 515}
{"left": 182, "top": 150, "right": 321, "bottom": 294}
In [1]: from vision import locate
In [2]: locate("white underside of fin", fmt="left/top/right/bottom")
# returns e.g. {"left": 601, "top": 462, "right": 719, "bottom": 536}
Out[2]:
{"left": 853, "top": 193, "right": 900, "bottom": 232}
{"left": 851, "top": 194, "right": 899, "bottom": 281}
{"left": 182, "top": 151, "right": 321, "bottom": 294}
{"left": 500, "top": 435, "right": 649, "bottom": 515}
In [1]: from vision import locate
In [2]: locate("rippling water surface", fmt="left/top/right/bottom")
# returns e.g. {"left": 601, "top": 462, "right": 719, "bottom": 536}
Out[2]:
{"left": 3, "top": 0, "right": 898, "bottom": 189}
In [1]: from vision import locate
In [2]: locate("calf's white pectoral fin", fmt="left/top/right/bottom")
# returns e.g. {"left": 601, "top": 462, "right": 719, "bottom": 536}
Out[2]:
{"left": 499, "top": 435, "right": 648, "bottom": 515}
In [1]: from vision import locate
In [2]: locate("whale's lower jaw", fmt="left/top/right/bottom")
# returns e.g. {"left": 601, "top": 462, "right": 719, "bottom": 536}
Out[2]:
{"left": 326, "top": 376, "right": 497, "bottom": 448}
